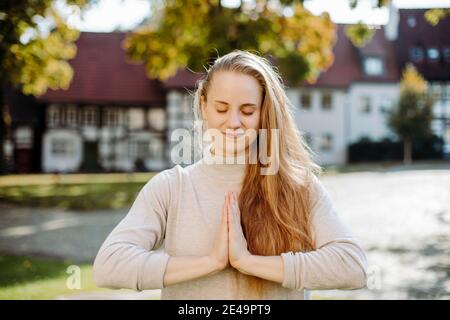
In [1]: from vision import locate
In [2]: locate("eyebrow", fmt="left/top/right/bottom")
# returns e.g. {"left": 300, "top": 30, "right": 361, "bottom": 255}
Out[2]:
{"left": 214, "top": 100, "right": 258, "bottom": 108}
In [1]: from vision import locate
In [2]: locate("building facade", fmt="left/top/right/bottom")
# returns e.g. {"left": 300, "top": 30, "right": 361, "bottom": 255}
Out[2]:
{"left": 39, "top": 33, "right": 168, "bottom": 173}
{"left": 3, "top": 8, "right": 449, "bottom": 173}
{"left": 394, "top": 8, "right": 450, "bottom": 154}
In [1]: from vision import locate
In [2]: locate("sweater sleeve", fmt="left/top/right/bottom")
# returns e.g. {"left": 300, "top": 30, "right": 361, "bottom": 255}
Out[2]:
{"left": 280, "top": 174, "right": 368, "bottom": 291}
{"left": 92, "top": 168, "right": 177, "bottom": 291}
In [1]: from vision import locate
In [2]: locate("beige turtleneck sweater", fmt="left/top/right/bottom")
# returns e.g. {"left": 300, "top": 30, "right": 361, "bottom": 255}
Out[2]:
{"left": 92, "top": 149, "right": 368, "bottom": 299}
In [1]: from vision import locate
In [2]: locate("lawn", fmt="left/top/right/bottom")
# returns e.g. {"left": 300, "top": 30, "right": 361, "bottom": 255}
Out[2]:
{"left": 0, "top": 254, "right": 159, "bottom": 300}
{"left": 0, "top": 254, "right": 336, "bottom": 300}
{"left": 0, "top": 254, "right": 100, "bottom": 299}
{"left": 0, "top": 172, "right": 156, "bottom": 210}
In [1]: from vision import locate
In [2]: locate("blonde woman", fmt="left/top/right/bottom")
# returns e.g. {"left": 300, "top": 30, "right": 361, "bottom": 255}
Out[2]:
{"left": 93, "top": 50, "right": 368, "bottom": 300}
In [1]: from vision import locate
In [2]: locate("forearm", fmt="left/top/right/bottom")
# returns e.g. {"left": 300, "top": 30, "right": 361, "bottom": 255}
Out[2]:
{"left": 235, "top": 255, "right": 284, "bottom": 284}
{"left": 163, "top": 255, "right": 223, "bottom": 287}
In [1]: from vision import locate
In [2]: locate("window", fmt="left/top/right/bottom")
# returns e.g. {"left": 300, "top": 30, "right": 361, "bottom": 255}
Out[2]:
{"left": 444, "top": 83, "right": 450, "bottom": 101}
{"left": 128, "top": 108, "right": 145, "bottom": 130}
{"left": 363, "top": 57, "right": 384, "bottom": 76}
{"left": 137, "top": 141, "right": 149, "bottom": 159}
{"left": 443, "top": 47, "right": 450, "bottom": 61}
{"left": 410, "top": 47, "right": 424, "bottom": 62}
{"left": 149, "top": 137, "right": 164, "bottom": 160}
{"left": 360, "top": 96, "right": 372, "bottom": 113}
{"left": 319, "top": 133, "right": 333, "bottom": 151}
{"left": 430, "top": 83, "right": 442, "bottom": 101}
{"left": 66, "top": 104, "right": 77, "bottom": 127}
{"left": 321, "top": 92, "right": 332, "bottom": 110}
{"left": 300, "top": 92, "right": 312, "bottom": 110}
{"left": 427, "top": 47, "right": 440, "bottom": 61}
{"left": 14, "top": 126, "right": 33, "bottom": 149}
{"left": 183, "top": 95, "right": 193, "bottom": 118}
{"left": 104, "top": 107, "right": 121, "bottom": 127}
{"left": 129, "top": 140, "right": 149, "bottom": 159}
{"left": 148, "top": 108, "right": 166, "bottom": 131}
{"left": 47, "top": 104, "right": 61, "bottom": 128}
{"left": 83, "top": 106, "right": 98, "bottom": 126}
{"left": 379, "top": 97, "right": 392, "bottom": 114}
{"left": 407, "top": 16, "right": 416, "bottom": 28}
{"left": 51, "top": 139, "right": 75, "bottom": 156}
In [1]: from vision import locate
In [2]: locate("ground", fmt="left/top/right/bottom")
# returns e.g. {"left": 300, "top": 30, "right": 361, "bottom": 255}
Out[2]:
{"left": 0, "top": 162, "right": 449, "bottom": 299}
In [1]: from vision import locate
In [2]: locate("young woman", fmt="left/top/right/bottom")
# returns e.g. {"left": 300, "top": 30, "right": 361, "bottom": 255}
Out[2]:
{"left": 93, "top": 50, "right": 368, "bottom": 300}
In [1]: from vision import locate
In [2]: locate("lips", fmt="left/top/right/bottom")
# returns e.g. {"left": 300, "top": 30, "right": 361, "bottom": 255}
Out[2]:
{"left": 222, "top": 132, "right": 244, "bottom": 139}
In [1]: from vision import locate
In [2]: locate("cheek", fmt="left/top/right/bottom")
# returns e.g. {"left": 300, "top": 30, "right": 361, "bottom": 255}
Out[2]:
{"left": 244, "top": 112, "right": 261, "bottom": 130}
{"left": 205, "top": 109, "right": 225, "bottom": 128}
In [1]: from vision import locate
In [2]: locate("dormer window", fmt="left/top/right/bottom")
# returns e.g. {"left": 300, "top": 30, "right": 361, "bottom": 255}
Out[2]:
{"left": 363, "top": 57, "right": 384, "bottom": 76}
{"left": 410, "top": 47, "right": 424, "bottom": 62}
{"left": 407, "top": 16, "right": 416, "bottom": 28}
{"left": 427, "top": 47, "right": 440, "bottom": 61}
{"left": 443, "top": 47, "right": 450, "bottom": 61}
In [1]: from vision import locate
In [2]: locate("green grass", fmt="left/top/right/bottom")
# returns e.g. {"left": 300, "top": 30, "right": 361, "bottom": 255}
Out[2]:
{"left": 0, "top": 254, "right": 100, "bottom": 299}
{"left": 0, "top": 173, "right": 157, "bottom": 210}
{"left": 0, "top": 254, "right": 159, "bottom": 300}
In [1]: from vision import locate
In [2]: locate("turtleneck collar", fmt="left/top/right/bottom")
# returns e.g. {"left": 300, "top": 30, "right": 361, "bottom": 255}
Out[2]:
{"left": 197, "top": 144, "right": 247, "bottom": 184}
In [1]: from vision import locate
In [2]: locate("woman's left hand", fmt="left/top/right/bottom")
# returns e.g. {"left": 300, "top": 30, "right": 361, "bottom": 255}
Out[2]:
{"left": 227, "top": 191, "right": 251, "bottom": 270}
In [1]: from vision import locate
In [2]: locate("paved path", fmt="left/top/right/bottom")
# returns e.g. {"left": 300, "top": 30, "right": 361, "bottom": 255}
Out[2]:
{"left": 1, "top": 167, "right": 449, "bottom": 299}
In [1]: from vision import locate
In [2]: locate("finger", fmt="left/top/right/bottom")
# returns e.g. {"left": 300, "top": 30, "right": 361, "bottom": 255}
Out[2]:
{"left": 227, "top": 196, "right": 232, "bottom": 224}
{"left": 232, "top": 192, "right": 239, "bottom": 216}
{"left": 222, "top": 194, "right": 229, "bottom": 228}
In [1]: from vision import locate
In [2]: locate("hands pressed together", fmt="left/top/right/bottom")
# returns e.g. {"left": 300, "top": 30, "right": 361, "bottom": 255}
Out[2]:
{"left": 209, "top": 191, "right": 252, "bottom": 273}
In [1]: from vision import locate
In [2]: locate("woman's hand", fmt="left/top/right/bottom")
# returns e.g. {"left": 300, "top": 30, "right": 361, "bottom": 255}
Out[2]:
{"left": 207, "top": 193, "right": 230, "bottom": 272}
{"left": 227, "top": 191, "right": 251, "bottom": 270}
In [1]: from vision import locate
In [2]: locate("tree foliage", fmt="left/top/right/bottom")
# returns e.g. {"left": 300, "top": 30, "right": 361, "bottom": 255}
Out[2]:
{"left": 345, "top": 21, "right": 376, "bottom": 48}
{"left": 124, "top": 0, "right": 337, "bottom": 85}
{"left": 0, "top": 0, "right": 93, "bottom": 173}
{"left": 388, "top": 64, "right": 434, "bottom": 163}
{"left": 0, "top": 0, "right": 93, "bottom": 96}
{"left": 126, "top": 0, "right": 428, "bottom": 83}
{"left": 389, "top": 64, "right": 433, "bottom": 140}
{"left": 424, "top": 8, "right": 450, "bottom": 26}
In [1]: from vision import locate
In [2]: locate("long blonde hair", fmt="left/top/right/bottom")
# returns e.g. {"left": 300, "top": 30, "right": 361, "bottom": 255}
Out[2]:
{"left": 193, "top": 50, "right": 322, "bottom": 299}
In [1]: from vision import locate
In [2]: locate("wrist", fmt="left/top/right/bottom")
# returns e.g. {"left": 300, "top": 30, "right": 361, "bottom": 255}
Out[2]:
{"left": 233, "top": 254, "right": 253, "bottom": 275}
{"left": 205, "top": 255, "right": 227, "bottom": 273}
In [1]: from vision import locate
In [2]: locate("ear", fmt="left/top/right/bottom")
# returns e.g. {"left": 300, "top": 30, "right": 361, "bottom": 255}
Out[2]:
{"left": 200, "top": 95, "right": 206, "bottom": 114}
{"left": 200, "top": 95, "right": 207, "bottom": 121}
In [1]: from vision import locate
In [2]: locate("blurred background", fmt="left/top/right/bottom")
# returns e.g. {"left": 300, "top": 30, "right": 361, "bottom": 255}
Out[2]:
{"left": 0, "top": 0, "right": 449, "bottom": 299}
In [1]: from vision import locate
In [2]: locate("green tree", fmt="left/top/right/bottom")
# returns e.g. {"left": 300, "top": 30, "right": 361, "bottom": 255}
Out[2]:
{"left": 0, "top": 0, "right": 93, "bottom": 173}
{"left": 388, "top": 64, "right": 434, "bottom": 165}
{"left": 125, "top": 0, "right": 437, "bottom": 82}
{"left": 124, "top": 0, "right": 337, "bottom": 85}
{"left": 424, "top": 8, "right": 450, "bottom": 26}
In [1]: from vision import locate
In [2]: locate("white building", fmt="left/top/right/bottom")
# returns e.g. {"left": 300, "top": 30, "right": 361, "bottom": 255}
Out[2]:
{"left": 287, "top": 24, "right": 400, "bottom": 165}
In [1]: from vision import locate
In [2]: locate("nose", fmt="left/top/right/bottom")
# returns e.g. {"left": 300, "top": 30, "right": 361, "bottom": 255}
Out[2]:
{"left": 226, "top": 109, "right": 241, "bottom": 129}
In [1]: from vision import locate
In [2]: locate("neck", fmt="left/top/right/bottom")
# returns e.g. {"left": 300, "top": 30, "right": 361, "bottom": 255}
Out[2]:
{"left": 207, "top": 144, "right": 247, "bottom": 165}
{"left": 199, "top": 144, "right": 247, "bottom": 184}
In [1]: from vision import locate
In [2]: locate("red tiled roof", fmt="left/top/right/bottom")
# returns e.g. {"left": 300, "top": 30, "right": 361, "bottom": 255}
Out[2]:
{"left": 39, "top": 24, "right": 402, "bottom": 104}
{"left": 164, "top": 68, "right": 205, "bottom": 90}
{"left": 302, "top": 24, "right": 399, "bottom": 89}
{"left": 39, "top": 32, "right": 166, "bottom": 105}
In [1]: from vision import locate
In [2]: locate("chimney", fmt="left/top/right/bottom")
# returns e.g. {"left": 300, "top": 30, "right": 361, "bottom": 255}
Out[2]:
{"left": 385, "top": 2, "right": 399, "bottom": 41}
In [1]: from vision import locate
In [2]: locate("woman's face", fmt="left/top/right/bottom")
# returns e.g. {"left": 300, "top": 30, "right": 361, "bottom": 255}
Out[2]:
{"left": 200, "top": 71, "right": 262, "bottom": 157}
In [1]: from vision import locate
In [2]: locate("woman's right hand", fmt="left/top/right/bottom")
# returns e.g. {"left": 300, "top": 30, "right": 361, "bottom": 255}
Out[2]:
{"left": 208, "top": 193, "right": 230, "bottom": 271}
